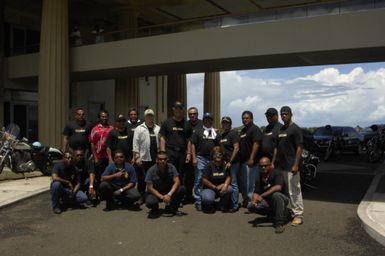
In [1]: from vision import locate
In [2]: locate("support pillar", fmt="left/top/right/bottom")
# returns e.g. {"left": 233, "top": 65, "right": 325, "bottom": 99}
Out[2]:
{"left": 204, "top": 72, "right": 221, "bottom": 128}
{"left": 115, "top": 10, "right": 139, "bottom": 117}
{"left": 38, "top": 0, "right": 69, "bottom": 148}
{"left": 167, "top": 74, "right": 187, "bottom": 118}
{"left": 115, "top": 77, "right": 139, "bottom": 116}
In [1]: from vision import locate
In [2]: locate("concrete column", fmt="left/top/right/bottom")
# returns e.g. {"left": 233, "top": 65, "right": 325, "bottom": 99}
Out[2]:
{"left": 38, "top": 0, "right": 69, "bottom": 148}
{"left": 115, "top": 77, "right": 139, "bottom": 116}
{"left": 115, "top": 10, "right": 139, "bottom": 117}
{"left": 167, "top": 74, "right": 187, "bottom": 118}
{"left": 204, "top": 72, "right": 221, "bottom": 128}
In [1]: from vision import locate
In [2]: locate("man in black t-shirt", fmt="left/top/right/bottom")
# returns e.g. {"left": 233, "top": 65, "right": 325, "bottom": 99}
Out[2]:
{"left": 159, "top": 101, "right": 192, "bottom": 197}
{"left": 62, "top": 107, "right": 93, "bottom": 153}
{"left": 219, "top": 116, "right": 240, "bottom": 211}
{"left": 50, "top": 151, "right": 88, "bottom": 214}
{"left": 145, "top": 151, "right": 185, "bottom": 217}
{"left": 273, "top": 106, "right": 304, "bottom": 226}
{"left": 261, "top": 108, "right": 283, "bottom": 159}
{"left": 127, "top": 107, "right": 142, "bottom": 131}
{"left": 190, "top": 112, "right": 220, "bottom": 210}
{"left": 248, "top": 157, "right": 289, "bottom": 234}
{"left": 73, "top": 148, "right": 97, "bottom": 204}
{"left": 238, "top": 111, "right": 263, "bottom": 207}
{"left": 106, "top": 114, "right": 133, "bottom": 164}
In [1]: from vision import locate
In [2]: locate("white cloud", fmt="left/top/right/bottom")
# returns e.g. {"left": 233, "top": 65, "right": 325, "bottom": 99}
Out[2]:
{"left": 187, "top": 66, "right": 385, "bottom": 127}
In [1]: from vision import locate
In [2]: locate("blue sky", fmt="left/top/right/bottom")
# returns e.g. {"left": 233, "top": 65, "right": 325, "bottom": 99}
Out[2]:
{"left": 187, "top": 62, "right": 385, "bottom": 128}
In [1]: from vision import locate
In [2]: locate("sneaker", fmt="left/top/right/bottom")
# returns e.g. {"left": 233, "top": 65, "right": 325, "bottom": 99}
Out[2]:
{"left": 195, "top": 203, "right": 202, "bottom": 211}
{"left": 291, "top": 216, "right": 303, "bottom": 226}
{"left": 275, "top": 224, "right": 285, "bottom": 234}
{"left": 229, "top": 207, "right": 238, "bottom": 213}
{"left": 162, "top": 206, "right": 174, "bottom": 217}
{"left": 53, "top": 208, "right": 62, "bottom": 214}
{"left": 148, "top": 209, "right": 160, "bottom": 219}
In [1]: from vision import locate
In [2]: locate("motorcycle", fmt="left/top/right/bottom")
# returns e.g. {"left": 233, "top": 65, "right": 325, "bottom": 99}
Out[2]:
{"left": 300, "top": 148, "right": 320, "bottom": 189}
{"left": 0, "top": 123, "right": 63, "bottom": 176}
{"left": 323, "top": 135, "right": 344, "bottom": 161}
{"left": 366, "top": 126, "right": 385, "bottom": 163}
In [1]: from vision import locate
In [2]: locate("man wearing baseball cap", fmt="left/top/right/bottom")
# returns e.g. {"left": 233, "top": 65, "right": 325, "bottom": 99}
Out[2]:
{"left": 159, "top": 101, "right": 192, "bottom": 200}
{"left": 261, "top": 108, "right": 282, "bottom": 159}
{"left": 105, "top": 114, "right": 132, "bottom": 164}
{"left": 273, "top": 106, "right": 304, "bottom": 226}
{"left": 132, "top": 109, "right": 160, "bottom": 197}
{"left": 219, "top": 116, "right": 240, "bottom": 212}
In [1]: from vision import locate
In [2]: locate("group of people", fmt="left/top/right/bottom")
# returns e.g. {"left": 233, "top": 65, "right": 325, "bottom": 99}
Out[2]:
{"left": 51, "top": 102, "right": 304, "bottom": 233}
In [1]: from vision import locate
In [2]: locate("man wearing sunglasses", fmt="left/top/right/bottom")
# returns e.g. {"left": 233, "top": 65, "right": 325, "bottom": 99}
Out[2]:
{"left": 248, "top": 157, "right": 289, "bottom": 234}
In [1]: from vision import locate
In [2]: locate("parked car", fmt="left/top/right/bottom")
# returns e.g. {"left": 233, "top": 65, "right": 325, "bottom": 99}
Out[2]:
{"left": 313, "top": 125, "right": 364, "bottom": 154}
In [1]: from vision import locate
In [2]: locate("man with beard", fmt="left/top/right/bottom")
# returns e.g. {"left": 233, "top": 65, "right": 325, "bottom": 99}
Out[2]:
{"left": 90, "top": 110, "right": 113, "bottom": 180}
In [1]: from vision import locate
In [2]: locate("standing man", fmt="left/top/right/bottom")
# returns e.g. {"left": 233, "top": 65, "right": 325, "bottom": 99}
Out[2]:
{"left": 159, "top": 101, "right": 192, "bottom": 197}
{"left": 132, "top": 109, "right": 160, "bottom": 196}
{"left": 106, "top": 114, "right": 132, "bottom": 164}
{"left": 127, "top": 107, "right": 141, "bottom": 131}
{"left": 62, "top": 107, "right": 93, "bottom": 154}
{"left": 238, "top": 111, "right": 263, "bottom": 207}
{"left": 145, "top": 151, "right": 186, "bottom": 217}
{"left": 50, "top": 151, "right": 88, "bottom": 214}
{"left": 99, "top": 150, "right": 141, "bottom": 211}
{"left": 191, "top": 112, "right": 220, "bottom": 211}
{"left": 273, "top": 106, "right": 304, "bottom": 226}
{"left": 184, "top": 106, "right": 203, "bottom": 202}
{"left": 219, "top": 116, "right": 240, "bottom": 212}
{"left": 261, "top": 108, "right": 283, "bottom": 159}
{"left": 89, "top": 110, "right": 113, "bottom": 180}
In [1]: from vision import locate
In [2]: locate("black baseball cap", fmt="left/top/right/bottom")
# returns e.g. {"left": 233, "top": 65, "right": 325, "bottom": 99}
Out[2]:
{"left": 115, "top": 114, "right": 126, "bottom": 122}
{"left": 280, "top": 106, "right": 292, "bottom": 114}
{"left": 221, "top": 116, "right": 232, "bottom": 124}
{"left": 203, "top": 112, "right": 213, "bottom": 120}
{"left": 265, "top": 108, "right": 278, "bottom": 116}
{"left": 173, "top": 101, "right": 184, "bottom": 109}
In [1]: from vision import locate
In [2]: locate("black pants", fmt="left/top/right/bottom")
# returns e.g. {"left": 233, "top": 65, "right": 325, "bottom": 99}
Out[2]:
{"left": 136, "top": 161, "right": 155, "bottom": 195}
{"left": 166, "top": 149, "right": 188, "bottom": 186}
{"left": 145, "top": 186, "right": 186, "bottom": 211}
{"left": 99, "top": 181, "right": 141, "bottom": 206}
{"left": 95, "top": 157, "right": 109, "bottom": 181}
{"left": 249, "top": 192, "right": 289, "bottom": 225}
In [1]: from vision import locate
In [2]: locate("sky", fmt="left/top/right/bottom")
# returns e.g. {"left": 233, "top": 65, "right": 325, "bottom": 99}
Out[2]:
{"left": 186, "top": 62, "right": 385, "bottom": 128}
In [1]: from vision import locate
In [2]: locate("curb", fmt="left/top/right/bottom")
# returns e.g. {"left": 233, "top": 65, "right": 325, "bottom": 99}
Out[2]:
{"left": 357, "top": 164, "right": 385, "bottom": 247}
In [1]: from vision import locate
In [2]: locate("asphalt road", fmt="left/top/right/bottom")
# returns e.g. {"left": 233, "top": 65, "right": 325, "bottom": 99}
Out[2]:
{"left": 1, "top": 154, "right": 385, "bottom": 256}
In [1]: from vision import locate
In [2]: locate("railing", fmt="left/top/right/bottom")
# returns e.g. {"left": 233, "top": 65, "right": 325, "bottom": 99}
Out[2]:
{"left": 8, "top": 0, "right": 385, "bottom": 56}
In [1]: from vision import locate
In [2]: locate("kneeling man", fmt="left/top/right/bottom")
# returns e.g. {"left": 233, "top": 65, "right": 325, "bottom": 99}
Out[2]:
{"left": 248, "top": 157, "right": 289, "bottom": 233}
{"left": 100, "top": 150, "right": 141, "bottom": 211}
{"left": 145, "top": 151, "right": 185, "bottom": 217}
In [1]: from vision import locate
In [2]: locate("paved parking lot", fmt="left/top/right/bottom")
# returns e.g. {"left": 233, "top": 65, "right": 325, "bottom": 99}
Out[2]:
{"left": 1, "top": 155, "right": 385, "bottom": 256}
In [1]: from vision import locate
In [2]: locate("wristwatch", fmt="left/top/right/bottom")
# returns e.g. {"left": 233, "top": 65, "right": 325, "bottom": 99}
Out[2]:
{"left": 167, "top": 192, "right": 172, "bottom": 197}
{"left": 89, "top": 185, "right": 94, "bottom": 189}
{"left": 119, "top": 188, "right": 124, "bottom": 193}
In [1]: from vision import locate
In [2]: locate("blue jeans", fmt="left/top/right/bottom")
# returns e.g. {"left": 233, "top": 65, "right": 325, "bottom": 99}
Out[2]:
{"left": 229, "top": 162, "right": 240, "bottom": 209}
{"left": 193, "top": 155, "right": 209, "bottom": 206}
{"left": 51, "top": 181, "right": 88, "bottom": 209}
{"left": 239, "top": 162, "right": 260, "bottom": 204}
{"left": 201, "top": 186, "right": 234, "bottom": 209}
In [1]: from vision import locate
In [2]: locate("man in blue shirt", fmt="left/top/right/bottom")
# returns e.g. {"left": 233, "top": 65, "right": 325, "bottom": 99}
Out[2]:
{"left": 99, "top": 150, "right": 140, "bottom": 211}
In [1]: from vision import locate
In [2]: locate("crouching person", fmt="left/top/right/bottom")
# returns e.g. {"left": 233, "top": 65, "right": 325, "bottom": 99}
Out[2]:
{"left": 201, "top": 146, "right": 235, "bottom": 213}
{"left": 99, "top": 150, "right": 141, "bottom": 211}
{"left": 51, "top": 151, "right": 87, "bottom": 214}
{"left": 145, "top": 151, "right": 185, "bottom": 217}
{"left": 248, "top": 157, "right": 290, "bottom": 234}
